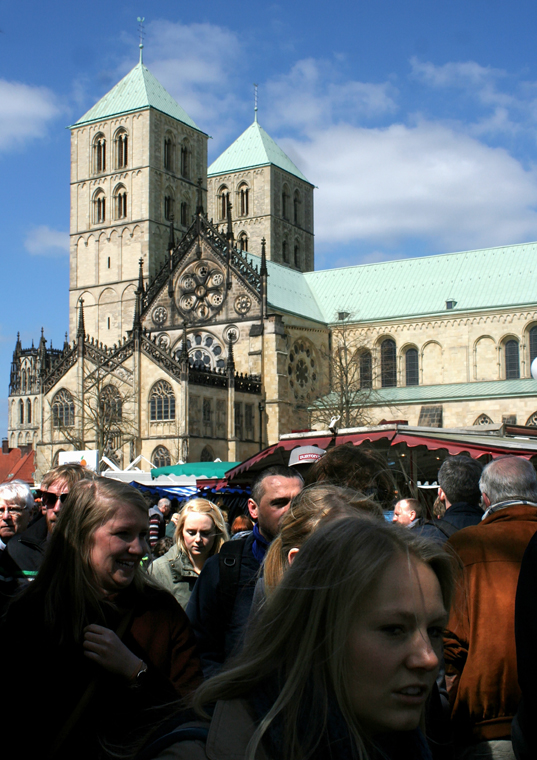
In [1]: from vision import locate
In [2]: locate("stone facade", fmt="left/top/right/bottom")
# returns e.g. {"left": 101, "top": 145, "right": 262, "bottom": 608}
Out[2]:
{"left": 7, "top": 61, "right": 537, "bottom": 482}
{"left": 69, "top": 108, "right": 208, "bottom": 340}
{"left": 207, "top": 165, "right": 314, "bottom": 272}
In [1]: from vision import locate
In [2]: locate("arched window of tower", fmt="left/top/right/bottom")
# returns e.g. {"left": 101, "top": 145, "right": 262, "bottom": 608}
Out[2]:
{"left": 114, "top": 128, "right": 128, "bottom": 170}
{"left": 239, "top": 232, "right": 248, "bottom": 252}
{"left": 114, "top": 184, "right": 127, "bottom": 220}
{"left": 294, "top": 190, "right": 300, "bottom": 225}
{"left": 219, "top": 186, "right": 229, "bottom": 220}
{"left": 239, "top": 183, "right": 249, "bottom": 216}
{"left": 93, "top": 133, "right": 106, "bottom": 174}
{"left": 93, "top": 189, "right": 106, "bottom": 224}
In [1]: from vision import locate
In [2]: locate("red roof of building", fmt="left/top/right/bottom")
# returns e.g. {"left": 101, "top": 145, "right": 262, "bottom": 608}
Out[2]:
{"left": 0, "top": 448, "right": 36, "bottom": 485}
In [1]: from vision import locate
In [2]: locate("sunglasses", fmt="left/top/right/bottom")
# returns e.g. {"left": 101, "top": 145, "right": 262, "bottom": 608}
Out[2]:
{"left": 41, "top": 491, "right": 69, "bottom": 508}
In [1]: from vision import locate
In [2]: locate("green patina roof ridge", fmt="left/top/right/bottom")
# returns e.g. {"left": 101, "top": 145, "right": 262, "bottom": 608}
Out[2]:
{"left": 208, "top": 121, "right": 311, "bottom": 184}
{"left": 72, "top": 62, "right": 203, "bottom": 132}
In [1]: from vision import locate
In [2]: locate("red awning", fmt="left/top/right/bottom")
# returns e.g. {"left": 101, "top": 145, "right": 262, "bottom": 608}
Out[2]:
{"left": 225, "top": 426, "right": 537, "bottom": 481}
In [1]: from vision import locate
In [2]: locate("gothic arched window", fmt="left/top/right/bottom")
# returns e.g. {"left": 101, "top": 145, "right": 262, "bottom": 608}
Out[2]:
{"left": 26, "top": 398, "right": 31, "bottom": 424}
{"left": 93, "top": 133, "right": 106, "bottom": 174}
{"left": 359, "top": 351, "right": 372, "bottom": 389}
{"left": 405, "top": 348, "right": 419, "bottom": 386}
{"left": 294, "top": 190, "right": 300, "bottom": 225}
{"left": 200, "top": 445, "right": 214, "bottom": 462}
{"left": 164, "top": 190, "right": 175, "bottom": 222}
{"left": 114, "top": 184, "right": 127, "bottom": 220}
{"left": 19, "top": 399, "right": 24, "bottom": 425}
{"left": 180, "top": 201, "right": 188, "bottom": 227}
{"left": 150, "top": 380, "right": 176, "bottom": 421}
{"left": 238, "top": 232, "right": 248, "bottom": 252}
{"left": 239, "top": 184, "right": 249, "bottom": 216}
{"left": 505, "top": 340, "right": 520, "bottom": 379}
{"left": 100, "top": 385, "right": 122, "bottom": 423}
{"left": 115, "top": 129, "right": 128, "bottom": 169}
{"left": 282, "top": 185, "right": 290, "bottom": 220}
{"left": 219, "top": 186, "right": 229, "bottom": 220}
{"left": 93, "top": 189, "right": 106, "bottom": 224}
{"left": 381, "top": 339, "right": 397, "bottom": 388}
{"left": 530, "top": 326, "right": 537, "bottom": 366}
{"left": 474, "top": 413, "right": 494, "bottom": 425}
{"left": 152, "top": 445, "right": 171, "bottom": 468}
{"left": 294, "top": 243, "right": 300, "bottom": 268}
{"left": 52, "top": 389, "right": 75, "bottom": 428}
{"left": 282, "top": 240, "right": 288, "bottom": 263}
{"left": 180, "top": 143, "right": 189, "bottom": 178}
{"left": 164, "top": 134, "right": 174, "bottom": 171}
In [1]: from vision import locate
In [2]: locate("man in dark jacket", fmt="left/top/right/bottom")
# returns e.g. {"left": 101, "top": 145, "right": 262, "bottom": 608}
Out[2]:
{"left": 437, "top": 454, "right": 484, "bottom": 531}
{"left": 186, "top": 465, "right": 303, "bottom": 677}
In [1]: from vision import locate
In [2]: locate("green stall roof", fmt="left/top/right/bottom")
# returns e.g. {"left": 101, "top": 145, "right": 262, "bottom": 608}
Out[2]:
{"left": 151, "top": 462, "right": 240, "bottom": 479}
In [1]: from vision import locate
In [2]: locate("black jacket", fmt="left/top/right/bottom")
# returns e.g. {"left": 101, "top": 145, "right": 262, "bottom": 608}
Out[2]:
{"left": 6, "top": 514, "right": 48, "bottom": 577}
{"left": 186, "top": 533, "right": 260, "bottom": 678}
{"left": 441, "top": 501, "right": 483, "bottom": 531}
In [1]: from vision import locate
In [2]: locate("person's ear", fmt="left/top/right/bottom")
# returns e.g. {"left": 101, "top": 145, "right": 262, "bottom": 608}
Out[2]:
{"left": 438, "top": 488, "right": 446, "bottom": 503}
{"left": 409, "top": 511, "right": 417, "bottom": 522}
{"left": 247, "top": 498, "right": 258, "bottom": 521}
{"left": 287, "top": 547, "right": 299, "bottom": 565}
{"left": 482, "top": 493, "right": 491, "bottom": 508}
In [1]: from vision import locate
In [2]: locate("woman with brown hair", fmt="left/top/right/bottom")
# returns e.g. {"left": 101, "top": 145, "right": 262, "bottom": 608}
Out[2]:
{"left": 0, "top": 477, "right": 201, "bottom": 759}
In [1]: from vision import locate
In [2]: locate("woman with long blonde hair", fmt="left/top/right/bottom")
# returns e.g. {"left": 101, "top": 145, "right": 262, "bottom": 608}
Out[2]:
{"left": 156, "top": 517, "right": 455, "bottom": 760}
{"left": 150, "top": 498, "right": 228, "bottom": 608}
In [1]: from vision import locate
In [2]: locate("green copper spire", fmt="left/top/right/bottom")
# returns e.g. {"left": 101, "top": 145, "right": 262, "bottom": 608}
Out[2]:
{"left": 208, "top": 120, "right": 312, "bottom": 184}
{"left": 71, "top": 62, "right": 205, "bottom": 134}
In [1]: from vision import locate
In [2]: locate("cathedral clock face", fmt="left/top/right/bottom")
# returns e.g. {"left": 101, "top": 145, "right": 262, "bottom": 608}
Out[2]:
{"left": 176, "top": 260, "right": 227, "bottom": 322}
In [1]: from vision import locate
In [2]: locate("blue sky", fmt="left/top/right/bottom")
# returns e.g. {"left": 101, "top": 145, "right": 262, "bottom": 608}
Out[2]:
{"left": 2, "top": 0, "right": 537, "bottom": 433}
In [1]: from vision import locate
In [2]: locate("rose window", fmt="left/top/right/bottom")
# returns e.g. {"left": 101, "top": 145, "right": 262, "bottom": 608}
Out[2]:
{"left": 176, "top": 260, "right": 226, "bottom": 322}
{"left": 288, "top": 340, "right": 317, "bottom": 402}
{"left": 174, "top": 332, "right": 225, "bottom": 370}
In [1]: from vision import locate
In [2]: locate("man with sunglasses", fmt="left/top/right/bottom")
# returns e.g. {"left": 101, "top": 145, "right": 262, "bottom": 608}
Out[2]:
{"left": 6, "top": 463, "right": 98, "bottom": 585}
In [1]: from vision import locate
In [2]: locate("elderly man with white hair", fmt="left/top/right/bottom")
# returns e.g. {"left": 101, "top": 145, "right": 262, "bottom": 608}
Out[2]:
{"left": 0, "top": 479, "right": 34, "bottom": 610}
{"left": 0, "top": 480, "right": 34, "bottom": 551}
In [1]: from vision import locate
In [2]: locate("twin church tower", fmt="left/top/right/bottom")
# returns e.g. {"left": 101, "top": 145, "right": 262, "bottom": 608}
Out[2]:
{"left": 69, "top": 58, "right": 315, "bottom": 343}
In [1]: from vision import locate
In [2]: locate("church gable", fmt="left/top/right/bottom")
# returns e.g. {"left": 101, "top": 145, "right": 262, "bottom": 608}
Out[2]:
{"left": 140, "top": 213, "right": 263, "bottom": 341}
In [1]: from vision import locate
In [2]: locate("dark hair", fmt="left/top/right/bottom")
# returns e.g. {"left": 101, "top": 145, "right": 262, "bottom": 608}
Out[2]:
{"left": 304, "top": 445, "right": 395, "bottom": 510}
{"left": 250, "top": 465, "right": 303, "bottom": 506}
{"left": 438, "top": 455, "right": 483, "bottom": 506}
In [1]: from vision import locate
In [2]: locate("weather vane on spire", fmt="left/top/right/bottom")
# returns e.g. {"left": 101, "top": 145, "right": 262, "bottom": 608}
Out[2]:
{"left": 137, "top": 17, "right": 145, "bottom": 64}
{"left": 254, "top": 83, "right": 258, "bottom": 122}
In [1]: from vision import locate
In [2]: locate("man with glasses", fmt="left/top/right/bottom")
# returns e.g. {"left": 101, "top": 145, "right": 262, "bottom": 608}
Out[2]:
{"left": 6, "top": 464, "right": 98, "bottom": 584}
{"left": 0, "top": 480, "right": 34, "bottom": 550}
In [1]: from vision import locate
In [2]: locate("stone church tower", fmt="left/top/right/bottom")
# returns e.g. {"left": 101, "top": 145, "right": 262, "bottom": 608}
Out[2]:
{"left": 207, "top": 113, "right": 314, "bottom": 272}
{"left": 68, "top": 55, "right": 208, "bottom": 344}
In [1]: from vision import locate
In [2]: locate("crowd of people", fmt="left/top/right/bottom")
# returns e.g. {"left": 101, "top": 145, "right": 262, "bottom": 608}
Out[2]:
{"left": 0, "top": 445, "right": 535, "bottom": 760}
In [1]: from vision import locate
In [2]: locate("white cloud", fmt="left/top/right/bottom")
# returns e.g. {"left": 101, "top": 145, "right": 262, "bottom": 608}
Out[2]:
{"left": 265, "top": 58, "right": 397, "bottom": 133}
{"left": 0, "top": 80, "right": 61, "bottom": 151}
{"left": 139, "top": 20, "right": 246, "bottom": 147}
{"left": 25, "top": 226, "right": 69, "bottom": 257}
{"left": 410, "top": 57, "right": 504, "bottom": 89}
{"left": 281, "top": 120, "right": 537, "bottom": 252}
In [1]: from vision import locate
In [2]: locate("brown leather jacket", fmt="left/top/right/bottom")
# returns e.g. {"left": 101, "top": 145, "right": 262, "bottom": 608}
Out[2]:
{"left": 444, "top": 504, "right": 537, "bottom": 744}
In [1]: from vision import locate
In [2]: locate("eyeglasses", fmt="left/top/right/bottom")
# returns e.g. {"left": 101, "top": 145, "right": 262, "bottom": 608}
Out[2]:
{"left": 41, "top": 491, "right": 69, "bottom": 509}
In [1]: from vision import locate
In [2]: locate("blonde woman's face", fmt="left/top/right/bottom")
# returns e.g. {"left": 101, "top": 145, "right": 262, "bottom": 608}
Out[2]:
{"left": 183, "top": 513, "right": 216, "bottom": 559}
{"left": 346, "top": 555, "right": 447, "bottom": 736}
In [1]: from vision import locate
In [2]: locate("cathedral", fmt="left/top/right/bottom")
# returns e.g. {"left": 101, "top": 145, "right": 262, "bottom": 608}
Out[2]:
{"left": 8, "top": 56, "right": 537, "bottom": 480}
